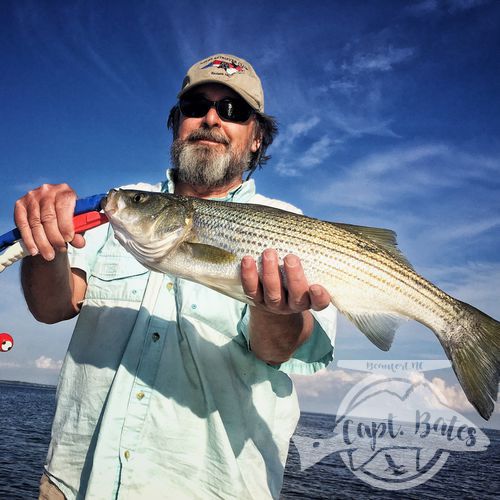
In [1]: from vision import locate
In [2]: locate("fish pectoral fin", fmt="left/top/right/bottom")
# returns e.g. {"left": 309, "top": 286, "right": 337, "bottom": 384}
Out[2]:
{"left": 199, "top": 278, "right": 251, "bottom": 304}
{"left": 336, "top": 223, "right": 414, "bottom": 270}
{"left": 181, "top": 242, "right": 238, "bottom": 264}
{"left": 344, "top": 311, "right": 404, "bottom": 351}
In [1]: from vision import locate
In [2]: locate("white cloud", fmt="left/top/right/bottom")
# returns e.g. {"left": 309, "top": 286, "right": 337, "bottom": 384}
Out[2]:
{"left": 0, "top": 360, "right": 22, "bottom": 368}
{"left": 274, "top": 117, "right": 320, "bottom": 149}
{"left": 351, "top": 47, "right": 415, "bottom": 73}
{"left": 447, "top": 0, "right": 490, "bottom": 11}
{"left": 430, "top": 217, "right": 500, "bottom": 244}
{"left": 293, "top": 368, "right": 477, "bottom": 414}
{"left": 407, "top": 0, "right": 490, "bottom": 15}
{"left": 310, "top": 143, "right": 499, "bottom": 210}
{"left": 274, "top": 118, "right": 337, "bottom": 176}
{"left": 35, "top": 356, "right": 63, "bottom": 370}
{"left": 287, "top": 117, "right": 321, "bottom": 142}
{"left": 429, "top": 376, "right": 474, "bottom": 411}
{"left": 407, "top": 371, "right": 474, "bottom": 412}
{"left": 327, "top": 78, "right": 359, "bottom": 95}
{"left": 272, "top": 38, "right": 420, "bottom": 178}
{"left": 296, "top": 136, "right": 334, "bottom": 169}
{"left": 406, "top": 0, "right": 440, "bottom": 15}
{"left": 291, "top": 368, "right": 366, "bottom": 398}
{"left": 13, "top": 178, "right": 52, "bottom": 193}
{"left": 329, "top": 114, "right": 398, "bottom": 139}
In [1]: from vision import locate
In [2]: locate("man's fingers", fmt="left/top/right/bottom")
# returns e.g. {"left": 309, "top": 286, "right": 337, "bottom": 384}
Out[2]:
{"left": 26, "top": 198, "right": 57, "bottom": 261}
{"left": 14, "top": 199, "right": 38, "bottom": 256}
{"left": 261, "top": 249, "right": 286, "bottom": 310}
{"left": 39, "top": 197, "right": 67, "bottom": 251}
{"left": 13, "top": 183, "right": 78, "bottom": 261}
{"left": 55, "top": 188, "right": 77, "bottom": 243}
{"left": 241, "top": 256, "right": 263, "bottom": 304}
{"left": 71, "top": 234, "right": 86, "bottom": 249}
{"left": 283, "top": 254, "right": 311, "bottom": 312}
{"left": 242, "top": 251, "right": 332, "bottom": 314}
{"left": 309, "top": 284, "right": 331, "bottom": 311}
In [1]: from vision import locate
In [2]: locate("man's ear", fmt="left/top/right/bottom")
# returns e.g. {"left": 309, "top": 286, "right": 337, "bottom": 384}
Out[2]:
{"left": 251, "top": 127, "right": 262, "bottom": 153}
{"left": 251, "top": 138, "right": 261, "bottom": 153}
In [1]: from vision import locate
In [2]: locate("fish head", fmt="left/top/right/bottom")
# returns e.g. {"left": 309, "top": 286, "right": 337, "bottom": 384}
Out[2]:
{"left": 102, "top": 189, "right": 192, "bottom": 263}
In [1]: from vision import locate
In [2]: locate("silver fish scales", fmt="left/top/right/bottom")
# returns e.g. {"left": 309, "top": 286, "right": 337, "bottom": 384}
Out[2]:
{"left": 103, "top": 189, "right": 500, "bottom": 420}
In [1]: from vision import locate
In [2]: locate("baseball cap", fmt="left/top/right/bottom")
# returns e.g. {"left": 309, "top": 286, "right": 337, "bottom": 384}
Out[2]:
{"left": 178, "top": 53, "right": 264, "bottom": 113}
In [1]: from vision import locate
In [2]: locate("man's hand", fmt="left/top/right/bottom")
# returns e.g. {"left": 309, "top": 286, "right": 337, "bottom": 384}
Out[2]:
{"left": 240, "top": 249, "right": 331, "bottom": 314}
{"left": 14, "top": 183, "right": 84, "bottom": 260}
{"left": 240, "top": 249, "right": 330, "bottom": 364}
{"left": 15, "top": 183, "right": 88, "bottom": 323}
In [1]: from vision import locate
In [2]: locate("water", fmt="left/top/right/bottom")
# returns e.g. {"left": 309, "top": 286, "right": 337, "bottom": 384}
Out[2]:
{"left": 0, "top": 381, "right": 56, "bottom": 499}
{"left": 282, "top": 412, "right": 500, "bottom": 499}
{"left": 0, "top": 381, "right": 498, "bottom": 499}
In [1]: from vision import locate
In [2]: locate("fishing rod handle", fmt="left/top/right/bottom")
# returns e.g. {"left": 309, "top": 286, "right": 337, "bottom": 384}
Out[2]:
{"left": 0, "top": 241, "right": 28, "bottom": 273}
{"left": 74, "top": 193, "right": 107, "bottom": 215}
{"left": 0, "top": 211, "right": 108, "bottom": 273}
{"left": 0, "top": 193, "right": 107, "bottom": 251}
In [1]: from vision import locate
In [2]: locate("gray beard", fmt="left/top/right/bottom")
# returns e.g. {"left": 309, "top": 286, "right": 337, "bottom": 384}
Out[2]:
{"left": 170, "top": 129, "right": 251, "bottom": 189}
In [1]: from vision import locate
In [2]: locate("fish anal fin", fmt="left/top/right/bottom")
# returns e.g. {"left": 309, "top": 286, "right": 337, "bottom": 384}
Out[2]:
{"left": 336, "top": 223, "right": 414, "bottom": 270}
{"left": 182, "top": 242, "right": 238, "bottom": 264}
{"left": 345, "top": 311, "right": 404, "bottom": 351}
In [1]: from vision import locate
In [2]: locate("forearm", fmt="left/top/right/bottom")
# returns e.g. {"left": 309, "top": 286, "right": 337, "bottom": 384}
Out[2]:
{"left": 21, "top": 249, "right": 81, "bottom": 323}
{"left": 248, "top": 308, "right": 315, "bottom": 364}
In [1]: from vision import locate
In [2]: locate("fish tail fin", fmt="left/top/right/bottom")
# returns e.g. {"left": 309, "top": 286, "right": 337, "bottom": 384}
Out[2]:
{"left": 441, "top": 300, "right": 500, "bottom": 420}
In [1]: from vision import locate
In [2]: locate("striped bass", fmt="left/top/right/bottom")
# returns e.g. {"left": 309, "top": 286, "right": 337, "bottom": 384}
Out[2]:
{"left": 102, "top": 189, "right": 500, "bottom": 420}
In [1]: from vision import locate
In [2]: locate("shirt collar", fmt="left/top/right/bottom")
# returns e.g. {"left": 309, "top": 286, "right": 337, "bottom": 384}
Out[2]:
{"left": 163, "top": 169, "right": 256, "bottom": 202}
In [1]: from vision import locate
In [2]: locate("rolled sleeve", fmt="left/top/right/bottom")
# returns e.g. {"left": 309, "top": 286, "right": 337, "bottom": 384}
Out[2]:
{"left": 237, "top": 305, "right": 337, "bottom": 375}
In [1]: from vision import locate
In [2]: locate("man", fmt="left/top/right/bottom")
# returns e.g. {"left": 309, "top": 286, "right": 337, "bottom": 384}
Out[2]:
{"left": 16, "top": 54, "right": 337, "bottom": 499}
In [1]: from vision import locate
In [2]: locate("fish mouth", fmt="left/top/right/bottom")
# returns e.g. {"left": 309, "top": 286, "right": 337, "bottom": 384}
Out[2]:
{"left": 100, "top": 194, "right": 109, "bottom": 211}
{"left": 101, "top": 191, "right": 118, "bottom": 217}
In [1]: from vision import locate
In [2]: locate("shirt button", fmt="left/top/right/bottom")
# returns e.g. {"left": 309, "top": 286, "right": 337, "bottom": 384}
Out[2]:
{"left": 166, "top": 282, "right": 174, "bottom": 291}
{"left": 124, "top": 450, "right": 131, "bottom": 460}
{"left": 136, "top": 391, "right": 145, "bottom": 400}
{"left": 191, "top": 304, "right": 197, "bottom": 310}
{"left": 152, "top": 332, "right": 160, "bottom": 342}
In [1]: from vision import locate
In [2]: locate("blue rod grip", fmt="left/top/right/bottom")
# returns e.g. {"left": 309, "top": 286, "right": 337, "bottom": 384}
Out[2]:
{"left": 0, "top": 193, "right": 107, "bottom": 252}
{"left": 74, "top": 193, "right": 107, "bottom": 215}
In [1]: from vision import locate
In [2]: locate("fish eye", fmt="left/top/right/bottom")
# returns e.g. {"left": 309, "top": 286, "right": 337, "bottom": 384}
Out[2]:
{"left": 132, "top": 193, "right": 145, "bottom": 204}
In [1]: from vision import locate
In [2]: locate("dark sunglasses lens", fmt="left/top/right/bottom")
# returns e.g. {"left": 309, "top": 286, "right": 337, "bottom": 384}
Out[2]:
{"left": 217, "top": 99, "right": 252, "bottom": 122}
{"left": 179, "top": 99, "right": 210, "bottom": 118}
{"left": 179, "top": 97, "right": 253, "bottom": 122}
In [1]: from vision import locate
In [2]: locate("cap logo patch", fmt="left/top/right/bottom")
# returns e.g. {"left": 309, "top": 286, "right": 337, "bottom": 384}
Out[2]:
{"left": 201, "top": 58, "right": 246, "bottom": 77}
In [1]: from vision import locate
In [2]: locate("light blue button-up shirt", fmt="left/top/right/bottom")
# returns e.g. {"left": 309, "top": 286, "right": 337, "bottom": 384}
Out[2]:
{"left": 45, "top": 172, "right": 337, "bottom": 499}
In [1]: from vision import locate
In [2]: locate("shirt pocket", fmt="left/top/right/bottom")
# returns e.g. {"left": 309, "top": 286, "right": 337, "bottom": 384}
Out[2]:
{"left": 86, "top": 254, "right": 150, "bottom": 303}
{"left": 176, "top": 279, "right": 245, "bottom": 341}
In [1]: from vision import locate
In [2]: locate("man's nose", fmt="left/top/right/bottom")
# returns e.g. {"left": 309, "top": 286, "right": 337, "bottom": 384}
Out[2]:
{"left": 202, "top": 105, "right": 222, "bottom": 127}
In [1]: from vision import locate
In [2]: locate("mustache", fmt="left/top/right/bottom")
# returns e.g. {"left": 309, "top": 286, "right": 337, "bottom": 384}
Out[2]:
{"left": 187, "top": 128, "right": 230, "bottom": 145}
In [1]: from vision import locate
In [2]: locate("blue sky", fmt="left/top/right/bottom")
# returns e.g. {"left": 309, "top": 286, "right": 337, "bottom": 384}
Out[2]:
{"left": 0, "top": 0, "right": 499, "bottom": 427}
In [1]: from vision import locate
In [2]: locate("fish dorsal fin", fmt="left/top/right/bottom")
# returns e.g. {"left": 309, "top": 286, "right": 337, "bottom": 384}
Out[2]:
{"left": 336, "top": 223, "right": 414, "bottom": 270}
{"left": 344, "top": 311, "right": 404, "bottom": 351}
{"left": 181, "top": 242, "right": 238, "bottom": 264}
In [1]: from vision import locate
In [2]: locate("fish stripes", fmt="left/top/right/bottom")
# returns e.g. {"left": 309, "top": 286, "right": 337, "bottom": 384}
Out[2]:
{"left": 103, "top": 189, "right": 500, "bottom": 420}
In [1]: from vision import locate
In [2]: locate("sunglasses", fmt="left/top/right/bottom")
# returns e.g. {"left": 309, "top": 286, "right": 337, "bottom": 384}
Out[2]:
{"left": 179, "top": 96, "right": 254, "bottom": 123}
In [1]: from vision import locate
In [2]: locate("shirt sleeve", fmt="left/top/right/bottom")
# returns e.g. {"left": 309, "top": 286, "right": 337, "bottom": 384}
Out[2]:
{"left": 237, "top": 305, "right": 337, "bottom": 375}
{"left": 67, "top": 223, "right": 110, "bottom": 277}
